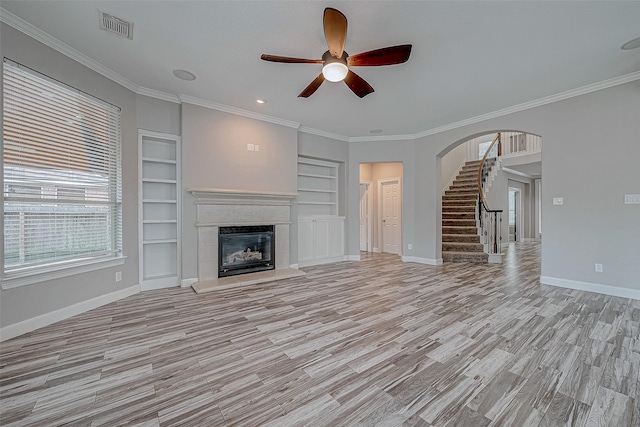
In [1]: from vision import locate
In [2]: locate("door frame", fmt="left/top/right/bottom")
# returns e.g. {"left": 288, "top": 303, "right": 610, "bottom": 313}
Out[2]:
{"left": 508, "top": 187, "right": 523, "bottom": 242}
{"left": 359, "top": 181, "right": 373, "bottom": 252}
{"left": 378, "top": 176, "right": 402, "bottom": 255}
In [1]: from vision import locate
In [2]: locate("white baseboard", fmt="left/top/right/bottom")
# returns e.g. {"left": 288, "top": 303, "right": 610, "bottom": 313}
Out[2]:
{"left": 402, "top": 256, "right": 443, "bottom": 266}
{"left": 289, "top": 264, "right": 299, "bottom": 270}
{"left": 298, "top": 256, "right": 349, "bottom": 268}
{"left": 540, "top": 276, "right": 640, "bottom": 300}
{"left": 373, "top": 247, "right": 381, "bottom": 253}
{"left": 345, "top": 255, "right": 361, "bottom": 261}
{"left": 0, "top": 284, "right": 141, "bottom": 342}
{"left": 181, "top": 278, "right": 198, "bottom": 288}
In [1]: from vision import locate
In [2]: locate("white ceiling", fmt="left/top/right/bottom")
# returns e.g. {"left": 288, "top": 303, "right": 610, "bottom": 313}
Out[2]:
{"left": 2, "top": 1, "right": 639, "bottom": 139}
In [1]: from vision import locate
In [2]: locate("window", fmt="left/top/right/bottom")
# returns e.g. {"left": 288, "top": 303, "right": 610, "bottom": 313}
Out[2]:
{"left": 2, "top": 59, "right": 122, "bottom": 284}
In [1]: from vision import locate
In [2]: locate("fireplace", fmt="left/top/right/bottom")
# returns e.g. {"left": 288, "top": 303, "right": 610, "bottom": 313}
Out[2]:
{"left": 218, "top": 225, "right": 275, "bottom": 277}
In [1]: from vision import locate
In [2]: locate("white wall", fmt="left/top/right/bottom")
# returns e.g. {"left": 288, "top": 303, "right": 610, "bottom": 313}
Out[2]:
{"left": 0, "top": 23, "right": 139, "bottom": 328}
{"left": 440, "top": 142, "right": 468, "bottom": 193}
{"left": 180, "top": 103, "right": 298, "bottom": 280}
{"left": 361, "top": 163, "right": 404, "bottom": 252}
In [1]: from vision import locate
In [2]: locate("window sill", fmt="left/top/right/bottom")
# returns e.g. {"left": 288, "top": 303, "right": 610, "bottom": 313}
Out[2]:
{"left": 2, "top": 256, "right": 127, "bottom": 290}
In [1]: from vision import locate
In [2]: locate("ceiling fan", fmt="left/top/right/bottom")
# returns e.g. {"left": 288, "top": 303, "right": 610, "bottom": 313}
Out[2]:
{"left": 261, "top": 8, "right": 412, "bottom": 98}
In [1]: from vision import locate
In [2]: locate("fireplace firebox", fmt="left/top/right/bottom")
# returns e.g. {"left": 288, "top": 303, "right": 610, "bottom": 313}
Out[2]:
{"left": 218, "top": 225, "right": 275, "bottom": 277}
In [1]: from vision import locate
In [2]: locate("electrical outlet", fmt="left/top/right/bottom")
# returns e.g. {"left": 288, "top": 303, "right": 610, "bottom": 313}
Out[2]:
{"left": 247, "top": 143, "right": 255, "bottom": 151}
{"left": 553, "top": 197, "right": 564, "bottom": 205}
{"left": 115, "top": 271, "right": 122, "bottom": 282}
{"left": 255, "top": 145, "right": 260, "bottom": 152}
{"left": 407, "top": 243, "right": 412, "bottom": 250}
{"left": 594, "top": 264, "right": 603, "bottom": 273}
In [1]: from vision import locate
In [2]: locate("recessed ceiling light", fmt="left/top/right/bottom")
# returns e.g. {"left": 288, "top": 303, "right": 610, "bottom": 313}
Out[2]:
{"left": 621, "top": 37, "right": 640, "bottom": 50}
{"left": 172, "top": 69, "right": 196, "bottom": 81}
{"left": 256, "top": 99, "right": 267, "bottom": 104}
{"left": 369, "top": 129, "right": 383, "bottom": 134}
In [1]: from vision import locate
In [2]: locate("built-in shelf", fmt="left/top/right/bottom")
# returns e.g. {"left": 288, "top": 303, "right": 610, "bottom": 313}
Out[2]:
{"left": 297, "top": 172, "right": 337, "bottom": 179}
{"left": 298, "top": 201, "right": 337, "bottom": 205}
{"left": 297, "top": 157, "right": 344, "bottom": 266}
{"left": 139, "top": 130, "right": 181, "bottom": 291}
{"left": 142, "top": 157, "right": 177, "bottom": 164}
{"left": 297, "top": 157, "right": 339, "bottom": 217}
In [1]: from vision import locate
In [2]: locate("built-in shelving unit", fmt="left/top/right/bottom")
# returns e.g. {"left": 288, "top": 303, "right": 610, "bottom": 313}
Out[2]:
{"left": 297, "top": 157, "right": 344, "bottom": 267}
{"left": 297, "top": 157, "right": 338, "bottom": 217}
{"left": 138, "top": 130, "right": 181, "bottom": 290}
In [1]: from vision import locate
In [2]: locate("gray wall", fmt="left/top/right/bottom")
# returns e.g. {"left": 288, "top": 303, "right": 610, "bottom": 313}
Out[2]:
{"left": 0, "top": 24, "right": 139, "bottom": 327}
{"left": 346, "top": 81, "right": 639, "bottom": 291}
{"left": 136, "top": 95, "right": 181, "bottom": 136}
{"left": 180, "top": 103, "right": 298, "bottom": 279}
{"left": 348, "top": 141, "right": 417, "bottom": 259}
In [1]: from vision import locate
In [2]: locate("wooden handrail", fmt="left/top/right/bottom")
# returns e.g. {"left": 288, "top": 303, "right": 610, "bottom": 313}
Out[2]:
{"left": 476, "top": 133, "right": 501, "bottom": 211}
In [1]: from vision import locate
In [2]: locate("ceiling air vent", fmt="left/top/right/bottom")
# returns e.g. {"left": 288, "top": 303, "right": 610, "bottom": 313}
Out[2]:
{"left": 99, "top": 11, "right": 133, "bottom": 39}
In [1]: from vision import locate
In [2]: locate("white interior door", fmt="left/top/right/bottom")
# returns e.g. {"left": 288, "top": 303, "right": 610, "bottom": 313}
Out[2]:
{"left": 381, "top": 179, "right": 401, "bottom": 255}
{"left": 359, "top": 183, "right": 370, "bottom": 251}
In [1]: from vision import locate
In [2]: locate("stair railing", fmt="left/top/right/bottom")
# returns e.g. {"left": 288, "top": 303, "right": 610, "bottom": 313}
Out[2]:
{"left": 477, "top": 133, "right": 503, "bottom": 254}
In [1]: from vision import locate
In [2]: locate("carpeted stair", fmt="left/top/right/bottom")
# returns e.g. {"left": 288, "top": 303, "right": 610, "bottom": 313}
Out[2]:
{"left": 442, "top": 160, "right": 488, "bottom": 263}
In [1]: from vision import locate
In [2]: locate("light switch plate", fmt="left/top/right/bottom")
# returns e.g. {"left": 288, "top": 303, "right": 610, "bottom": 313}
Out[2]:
{"left": 247, "top": 143, "right": 255, "bottom": 151}
{"left": 553, "top": 197, "right": 564, "bottom": 205}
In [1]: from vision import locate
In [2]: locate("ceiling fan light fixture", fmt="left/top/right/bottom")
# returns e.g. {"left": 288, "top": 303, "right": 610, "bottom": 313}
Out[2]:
{"left": 322, "top": 61, "right": 348, "bottom": 82}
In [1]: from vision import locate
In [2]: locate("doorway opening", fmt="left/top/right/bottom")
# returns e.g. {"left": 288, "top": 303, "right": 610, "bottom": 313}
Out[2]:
{"left": 508, "top": 188, "right": 520, "bottom": 242}
{"left": 359, "top": 162, "right": 403, "bottom": 255}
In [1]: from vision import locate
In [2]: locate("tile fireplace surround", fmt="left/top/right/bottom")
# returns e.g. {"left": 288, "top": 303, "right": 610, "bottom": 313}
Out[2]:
{"left": 188, "top": 188, "right": 305, "bottom": 293}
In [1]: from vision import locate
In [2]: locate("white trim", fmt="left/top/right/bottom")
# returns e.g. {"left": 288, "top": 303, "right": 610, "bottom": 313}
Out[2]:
{"left": 373, "top": 247, "right": 381, "bottom": 253}
{"left": 402, "top": 256, "right": 443, "bottom": 266}
{"left": 180, "top": 95, "right": 301, "bottom": 129}
{"left": 0, "top": 284, "right": 140, "bottom": 341}
{"left": 345, "top": 255, "right": 361, "bottom": 261}
{"left": 298, "top": 126, "right": 350, "bottom": 142}
{"left": 2, "top": 256, "right": 126, "bottom": 289}
{"left": 181, "top": 278, "right": 198, "bottom": 287}
{"left": 289, "top": 264, "right": 299, "bottom": 270}
{"left": 540, "top": 276, "right": 640, "bottom": 300}
{"left": 298, "top": 256, "right": 349, "bottom": 268}
{"left": 350, "top": 134, "right": 415, "bottom": 143}
{"left": 137, "top": 87, "right": 181, "bottom": 103}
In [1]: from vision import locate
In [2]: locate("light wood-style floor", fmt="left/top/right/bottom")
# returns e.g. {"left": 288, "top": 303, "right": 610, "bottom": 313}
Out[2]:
{"left": 1, "top": 242, "right": 638, "bottom": 426}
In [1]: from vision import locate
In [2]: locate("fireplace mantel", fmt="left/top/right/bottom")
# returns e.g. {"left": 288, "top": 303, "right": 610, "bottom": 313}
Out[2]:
{"left": 188, "top": 187, "right": 303, "bottom": 293}
{"left": 189, "top": 188, "right": 297, "bottom": 206}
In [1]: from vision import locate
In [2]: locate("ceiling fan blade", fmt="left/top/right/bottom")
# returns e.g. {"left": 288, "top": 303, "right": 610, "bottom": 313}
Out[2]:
{"left": 261, "top": 54, "right": 323, "bottom": 64}
{"left": 344, "top": 70, "right": 374, "bottom": 98}
{"left": 347, "top": 44, "right": 413, "bottom": 67}
{"left": 298, "top": 74, "right": 325, "bottom": 98}
{"left": 324, "top": 8, "right": 348, "bottom": 58}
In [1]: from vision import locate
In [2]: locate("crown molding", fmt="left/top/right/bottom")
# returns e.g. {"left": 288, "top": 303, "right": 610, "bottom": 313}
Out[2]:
{"left": 411, "top": 71, "right": 640, "bottom": 140}
{"left": 1, "top": 8, "right": 140, "bottom": 93}
{"left": 349, "top": 133, "right": 415, "bottom": 143}
{"left": 179, "top": 95, "right": 301, "bottom": 129}
{"left": 3, "top": 7, "right": 639, "bottom": 142}
{"left": 137, "top": 87, "right": 181, "bottom": 103}
{"left": 298, "top": 126, "right": 350, "bottom": 142}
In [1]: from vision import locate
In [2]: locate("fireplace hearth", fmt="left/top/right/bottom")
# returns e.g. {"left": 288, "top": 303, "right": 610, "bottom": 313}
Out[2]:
{"left": 218, "top": 225, "right": 275, "bottom": 277}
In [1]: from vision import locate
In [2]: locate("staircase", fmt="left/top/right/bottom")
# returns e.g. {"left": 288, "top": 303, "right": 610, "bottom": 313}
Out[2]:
{"left": 442, "top": 160, "right": 488, "bottom": 263}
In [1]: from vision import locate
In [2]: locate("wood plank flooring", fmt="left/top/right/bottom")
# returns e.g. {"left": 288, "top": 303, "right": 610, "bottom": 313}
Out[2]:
{"left": 1, "top": 242, "right": 638, "bottom": 426}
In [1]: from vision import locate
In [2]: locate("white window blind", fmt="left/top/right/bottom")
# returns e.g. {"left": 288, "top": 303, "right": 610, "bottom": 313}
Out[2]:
{"left": 3, "top": 59, "right": 122, "bottom": 278}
